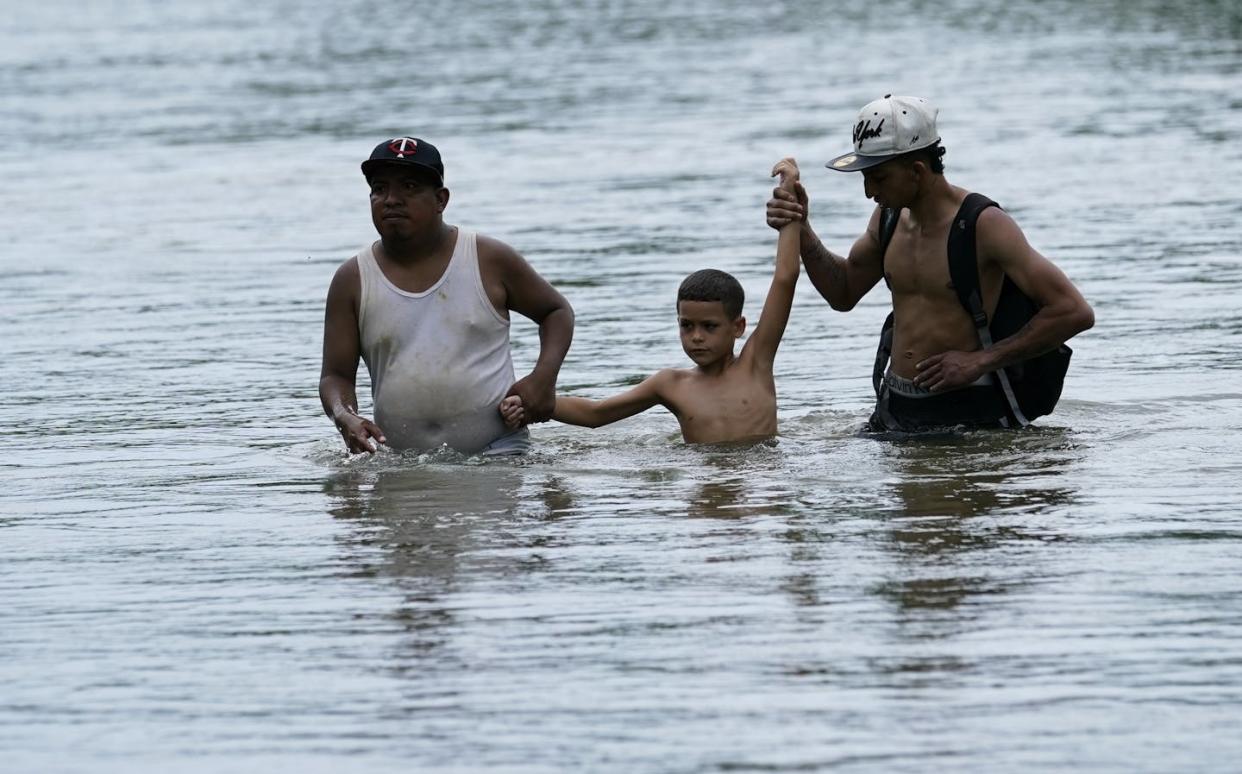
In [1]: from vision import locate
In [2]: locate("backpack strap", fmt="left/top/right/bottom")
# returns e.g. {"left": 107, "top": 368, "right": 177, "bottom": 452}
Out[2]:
{"left": 872, "top": 311, "right": 893, "bottom": 399}
{"left": 871, "top": 207, "right": 901, "bottom": 397}
{"left": 945, "top": 193, "right": 1030, "bottom": 427}
{"left": 878, "top": 207, "right": 900, "bottom": 289}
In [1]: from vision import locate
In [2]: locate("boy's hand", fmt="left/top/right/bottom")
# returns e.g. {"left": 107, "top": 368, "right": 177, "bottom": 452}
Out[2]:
{"left": 766, "top": 158, "right": 807, "bottom": 229}
{"left": 505, "top": 374, "right": 555, "bottom": 423}
{"left": 499, "top": 395, "right": 526, "bottom": 429}
{"left": 771, "top": 157, "right": 800, "bottom": 191}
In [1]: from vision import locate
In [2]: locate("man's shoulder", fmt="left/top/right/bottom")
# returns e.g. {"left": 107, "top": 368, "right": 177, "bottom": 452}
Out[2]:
{"left": 331, "top": 252, "right": 362, "bottom": 282}
{"left": 330, "top": 250, "right": 364, "bottom": 282}
{"left": 475, "top": 232, "right": 520, "bottom": 260}
{"left": 472, "top": 234, "right": 535, "bottom": 300}
{"left": 977, "top": 203, "right": 1022, "bottom": 231}
{"left": 973, "top": 200, "right": 1029, "bottom": 256}
{"left": 475, "top": 233, "right": 532, "bottom": 282}
{"left": 956, "top": 190, "right": 1017, "bottom": 230}
{"left": 933, "top": 188, "right": 1021, "bottom": 252}
{"left": 325, "top": 253, "right": 363, "bottom": 309}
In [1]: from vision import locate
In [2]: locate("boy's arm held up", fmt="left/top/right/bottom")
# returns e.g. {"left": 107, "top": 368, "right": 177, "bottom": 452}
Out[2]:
{"left": 745, "top": 158, "right": 803, "bottom": 369}
{"left": 766, "top": 180, "right": 883, "bottom": 312}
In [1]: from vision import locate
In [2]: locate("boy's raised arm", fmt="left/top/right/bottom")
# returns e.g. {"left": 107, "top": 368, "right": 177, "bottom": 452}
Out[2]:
{"left": 745, "top": 158, "right": 803, "bottom": 369}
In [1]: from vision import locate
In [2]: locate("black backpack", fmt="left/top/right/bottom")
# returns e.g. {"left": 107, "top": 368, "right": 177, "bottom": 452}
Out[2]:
{"left": 873, "top": 194, "right": 1072, "bottom": 426}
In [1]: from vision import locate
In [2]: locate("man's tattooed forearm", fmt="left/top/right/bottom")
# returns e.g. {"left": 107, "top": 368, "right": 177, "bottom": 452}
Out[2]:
{"left": 805, "top": 239, "right": 846, "bottom": 286}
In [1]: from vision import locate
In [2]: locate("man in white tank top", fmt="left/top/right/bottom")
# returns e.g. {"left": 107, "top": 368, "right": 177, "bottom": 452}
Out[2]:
{"left": 319, "top": 137, "right": 574, "bottom": 455}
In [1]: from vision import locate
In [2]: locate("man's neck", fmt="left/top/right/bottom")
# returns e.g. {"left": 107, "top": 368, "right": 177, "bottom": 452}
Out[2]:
{"left": 379, "top": 223, "right": 453, "bottom": 264}
{"left": 903, "top": 176, "right": 963, "bottom": 232}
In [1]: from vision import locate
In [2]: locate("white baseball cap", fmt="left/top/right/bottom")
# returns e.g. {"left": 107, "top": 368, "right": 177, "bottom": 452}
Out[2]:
{"left": 826, "top": 95, "right": 940, "bottom": 172}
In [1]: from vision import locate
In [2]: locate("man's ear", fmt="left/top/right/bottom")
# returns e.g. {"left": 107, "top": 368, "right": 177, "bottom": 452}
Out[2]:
{"left": 910, "top": 160, "right": 929, "bottom": 185}
{"left": 734, "top": 316, "right": 746, "bottom": 337}
{"left": 437, "top": 187, "right": 450, "bottom": 212}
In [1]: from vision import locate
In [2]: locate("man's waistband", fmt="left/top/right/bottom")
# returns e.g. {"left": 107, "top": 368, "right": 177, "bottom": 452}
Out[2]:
{"left": 884, "top": 369, "right": 995, "bottom": 399}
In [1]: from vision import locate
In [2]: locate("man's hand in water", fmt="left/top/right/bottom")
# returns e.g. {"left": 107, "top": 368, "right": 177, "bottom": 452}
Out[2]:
{"left": 766, "top": 159, "right": 808, "bottom": 230}
{"left": 505, "top": 373, "right": 556, "bottom": 423}
{"left": 914, "top": 350, "right": 989, "bottom": 392}
{"left": 499, "top": 395, "right": 525, "bottom": 429}
{"left": 334, "top": 410, "right": 386, "bottom": 454}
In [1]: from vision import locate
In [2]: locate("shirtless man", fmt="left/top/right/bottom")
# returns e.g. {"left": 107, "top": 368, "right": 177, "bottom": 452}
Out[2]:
{"left": 767, "top": 95, "right": 1094, "bottom": 431}
{"left": 502, "top": 158, "right": 804, "bottom": 445}
{"left": 319, "top": 137, "right": 574, "bottom": 454}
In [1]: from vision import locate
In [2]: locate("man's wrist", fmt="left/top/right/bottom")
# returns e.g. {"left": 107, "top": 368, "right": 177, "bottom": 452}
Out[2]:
{"left": 976, "top": 348, "right": 1004, "bottom": 374}
{"left": 332, "top": 405, "right": 359, "bottom": 424}
{"left": 527, "top": 366, "right": 560, "bottom": 389}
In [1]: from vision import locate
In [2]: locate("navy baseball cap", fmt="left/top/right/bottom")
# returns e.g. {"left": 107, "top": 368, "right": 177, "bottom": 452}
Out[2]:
{"left": 361, "top": 137, "right": 444, "bottom": 184}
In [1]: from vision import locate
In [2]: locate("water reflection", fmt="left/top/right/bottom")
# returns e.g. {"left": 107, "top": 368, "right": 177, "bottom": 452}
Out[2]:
{"left": 778, "top": 521, "right": 828, "bottom": 610}
{"left": 328, "top": 462, "right": 524, "bottom": 571}
{"left": 685, "top": 443, "right": 791, "bottom": 520}
{"left": 876, "top": 432, "right": 1080, "bottom": 617}
{"left": 324, "top": 461, "right": 526, "bottom": 656}
{"left": 687, "top": 478, "right": 748, "bottom": 520}
{"left": 531, "top": 473, "right": 576, "bottom": 522}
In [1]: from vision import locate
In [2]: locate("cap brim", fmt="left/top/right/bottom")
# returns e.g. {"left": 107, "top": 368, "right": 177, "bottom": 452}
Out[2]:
{"left": 360, "top": 158, "right": 443, "bottom": 185}
{"left": 825, "top": 151, "right": 892, "bottom": 172}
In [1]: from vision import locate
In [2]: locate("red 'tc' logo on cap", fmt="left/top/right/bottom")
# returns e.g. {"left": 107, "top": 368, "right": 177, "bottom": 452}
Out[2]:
{"left": 387, "top": 138, "right": 417, "bottom": 158}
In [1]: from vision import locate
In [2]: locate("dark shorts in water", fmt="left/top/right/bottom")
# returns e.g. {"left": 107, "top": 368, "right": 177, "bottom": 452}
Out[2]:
{"left": 867, "top": 371, "right": 1013, "bottom": 434}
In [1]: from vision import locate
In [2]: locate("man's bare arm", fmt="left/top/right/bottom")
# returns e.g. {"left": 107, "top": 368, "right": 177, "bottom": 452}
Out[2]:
{"left": 914, "top": 208, "right": 1094, "bottom": 391}
{"left": 319, "top": 258, "right": 386, "bottom": 453}
{"left": 976, "top": 208, "right": 1094, "bottom": 366}
{"left": 483, "top": 238, "right": 575, "bottom": 423}
{"left": 766, "top": 186, "right": 883, "bottom": 311}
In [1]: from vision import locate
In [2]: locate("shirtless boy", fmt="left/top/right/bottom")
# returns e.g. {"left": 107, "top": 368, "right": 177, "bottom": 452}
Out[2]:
{"left": 766, "top": 95, "right": 1093, "bottom": 431}
{"left": 502, "top": 158, "right": 803, "bottom": 444}
{"left": 319, "top": 137, "right": 573, "bottom": 455}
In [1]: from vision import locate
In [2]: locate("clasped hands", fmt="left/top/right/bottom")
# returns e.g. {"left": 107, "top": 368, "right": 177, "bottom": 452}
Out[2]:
{"left": 498, "top": 373, "right": 554, "bottom": 430}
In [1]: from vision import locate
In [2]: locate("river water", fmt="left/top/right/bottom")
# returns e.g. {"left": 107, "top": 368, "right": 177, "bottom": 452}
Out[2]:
{"left": 3, "top": 1, "right": 1241, "bottom": 771}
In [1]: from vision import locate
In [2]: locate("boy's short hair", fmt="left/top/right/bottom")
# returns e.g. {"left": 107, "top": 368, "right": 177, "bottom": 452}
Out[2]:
{"left": 677, "top": 269, "right": 744, "bottom": 320}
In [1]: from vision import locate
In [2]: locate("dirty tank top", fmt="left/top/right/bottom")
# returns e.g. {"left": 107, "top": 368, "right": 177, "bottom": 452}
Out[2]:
{"left": 356, "top": 230, "right": 515, "bottom": 452}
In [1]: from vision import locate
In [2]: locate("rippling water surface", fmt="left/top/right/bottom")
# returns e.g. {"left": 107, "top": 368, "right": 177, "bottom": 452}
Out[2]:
{"left": 3, "top": 1, "right": 1242, "bottom": 771}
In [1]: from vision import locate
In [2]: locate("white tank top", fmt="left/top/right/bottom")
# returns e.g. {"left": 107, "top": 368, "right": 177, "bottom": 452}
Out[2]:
{"left": 357, "top": 230, "right": 516, "bottom": 452}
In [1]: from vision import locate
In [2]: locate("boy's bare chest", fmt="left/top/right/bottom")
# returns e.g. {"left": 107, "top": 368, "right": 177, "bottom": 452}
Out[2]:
{"left": 667, "top": 369, "right": 776, "bottom": 439}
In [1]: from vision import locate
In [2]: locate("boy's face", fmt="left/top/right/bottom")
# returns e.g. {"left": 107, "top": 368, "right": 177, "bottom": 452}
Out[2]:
{"left": 677, "top": 300, "right": 744, "bottom": 366}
